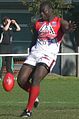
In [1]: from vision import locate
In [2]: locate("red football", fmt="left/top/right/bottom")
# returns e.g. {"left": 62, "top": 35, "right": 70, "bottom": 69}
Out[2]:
{"left": 2, "top": 73, "right": 15, "bottom": 92}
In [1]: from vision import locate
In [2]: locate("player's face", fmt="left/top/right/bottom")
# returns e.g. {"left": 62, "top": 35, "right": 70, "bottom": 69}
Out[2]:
{"left": 40, "top": 5, "right": 52, "bottom": 21}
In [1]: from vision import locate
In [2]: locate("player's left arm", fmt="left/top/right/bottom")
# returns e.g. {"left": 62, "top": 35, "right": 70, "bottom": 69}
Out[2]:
{"left": 60, "top": 19, "right": 77, "bottom": 33}
{"left": 11, "top": 19, "right": 21, "bottom": 31}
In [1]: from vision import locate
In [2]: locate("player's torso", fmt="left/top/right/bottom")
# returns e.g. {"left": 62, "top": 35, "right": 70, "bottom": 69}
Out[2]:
{"left": 32, "top": 17, "right": 62, "bottom": 53}
{"left": 35, "top": 17, "right": 62, "bottom": 40}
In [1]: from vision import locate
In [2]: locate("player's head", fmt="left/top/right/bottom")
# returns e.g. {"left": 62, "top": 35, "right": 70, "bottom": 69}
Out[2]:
{"left": 39, "top": 1, "right": 53, "bottom": 21}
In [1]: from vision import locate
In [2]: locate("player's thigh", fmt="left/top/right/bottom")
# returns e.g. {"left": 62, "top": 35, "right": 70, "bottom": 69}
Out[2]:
{"left": 32, "top": 63, "right": 49, "bottom": 85}
{"left": 17, "top": 64, "right": 34, "bottom": 83}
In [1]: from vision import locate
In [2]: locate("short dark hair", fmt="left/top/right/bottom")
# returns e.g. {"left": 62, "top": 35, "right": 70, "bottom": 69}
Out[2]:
{"left": 40, "top": 1, "right": 53, "bottom": 13}
{"left": 2, "top": 16, "right": 9, "bottom": 24}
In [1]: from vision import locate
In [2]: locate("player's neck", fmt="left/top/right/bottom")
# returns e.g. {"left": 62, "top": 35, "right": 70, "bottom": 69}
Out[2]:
{"left": 48, "top": 15, "right": 55, "bottom": 22}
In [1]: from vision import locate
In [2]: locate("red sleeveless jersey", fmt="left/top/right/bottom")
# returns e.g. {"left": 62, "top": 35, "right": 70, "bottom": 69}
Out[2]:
{"left": 35, "top": 17, "right": 63, "bottom": 43}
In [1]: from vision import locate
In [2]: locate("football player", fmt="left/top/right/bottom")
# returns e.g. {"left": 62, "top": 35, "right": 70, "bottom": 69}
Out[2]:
{"left": 17, "top": 1, "right": 76, "bottom": 117}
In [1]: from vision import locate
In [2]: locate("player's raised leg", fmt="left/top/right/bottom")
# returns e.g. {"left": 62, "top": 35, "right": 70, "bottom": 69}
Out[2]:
{"left": 20, "top": 63, "right": 49, "bottom": 117}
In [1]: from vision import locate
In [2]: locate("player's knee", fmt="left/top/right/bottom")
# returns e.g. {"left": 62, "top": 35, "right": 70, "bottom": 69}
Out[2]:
{"left": 17, "top": 73, "right": 26, "bottom": 88}
{"left": 17, "top": 74, "right": 22, "bottom": 87}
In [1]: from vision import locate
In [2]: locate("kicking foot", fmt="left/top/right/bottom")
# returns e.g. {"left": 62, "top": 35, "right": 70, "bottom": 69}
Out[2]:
{"left": 20, "top": 109, "right": 32, "bottom": 118}
{"left": 34, "top": 98, "right": 39, "bottom": 108}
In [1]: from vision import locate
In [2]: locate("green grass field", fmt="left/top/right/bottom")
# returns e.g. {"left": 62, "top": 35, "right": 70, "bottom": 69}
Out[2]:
{"left": 0, "top": 74, "right": 79, "bottom": 119}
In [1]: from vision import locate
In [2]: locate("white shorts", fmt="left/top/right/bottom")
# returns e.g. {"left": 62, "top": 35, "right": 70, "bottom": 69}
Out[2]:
{"left": 24, "top": 39, "right": 60, "bottom": 71}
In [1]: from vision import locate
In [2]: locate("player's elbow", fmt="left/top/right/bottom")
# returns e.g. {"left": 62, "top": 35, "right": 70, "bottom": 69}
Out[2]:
{"left": 16, "top": 27, "right": 21, "bottom": 31}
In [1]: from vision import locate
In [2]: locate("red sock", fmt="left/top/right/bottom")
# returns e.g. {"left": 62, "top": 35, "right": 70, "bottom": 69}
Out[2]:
{"left": 26, "top": 85, "right": 40, "bottom": 111}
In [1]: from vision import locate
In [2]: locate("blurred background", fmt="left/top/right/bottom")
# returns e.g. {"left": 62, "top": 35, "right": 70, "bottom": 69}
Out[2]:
{"left": 0, "top": 0, "right": 79, "bottom": 76}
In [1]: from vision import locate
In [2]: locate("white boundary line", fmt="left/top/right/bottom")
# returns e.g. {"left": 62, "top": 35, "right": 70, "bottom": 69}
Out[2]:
{"left": 0, "top": 101, "right": 78, "bottom": 104}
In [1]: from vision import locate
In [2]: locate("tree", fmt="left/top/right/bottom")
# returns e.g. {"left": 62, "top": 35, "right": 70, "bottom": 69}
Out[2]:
{"left": 20, "top": 0, "right": 72, "bottom": 15}
{"left": 20, "top": 0, "right": 73, "bottom": 23}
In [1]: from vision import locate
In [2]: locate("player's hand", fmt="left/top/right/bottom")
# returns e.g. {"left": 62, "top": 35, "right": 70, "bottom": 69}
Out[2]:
{"left": 69, "top": 21, "right": 77, "bottom": 32}
{"left": 11, "top": 19, "right": 16, "bottom": 24}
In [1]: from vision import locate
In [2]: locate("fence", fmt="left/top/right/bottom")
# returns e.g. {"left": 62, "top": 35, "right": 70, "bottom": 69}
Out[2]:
{"left": 0, "top": 52, "right": 79, "bottom": 77}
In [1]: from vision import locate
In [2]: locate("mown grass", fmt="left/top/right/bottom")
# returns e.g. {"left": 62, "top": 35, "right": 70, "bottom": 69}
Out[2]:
{"left": 0, "top": 74, "right": 79, "bottom": 119}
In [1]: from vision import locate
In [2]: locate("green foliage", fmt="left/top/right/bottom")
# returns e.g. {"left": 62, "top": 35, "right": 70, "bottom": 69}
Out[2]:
{"left": 20, "top": 0, "right": 72, "bottom": 16}
{"left": 20, "top": 0, "right": 74, "bottom": 25}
